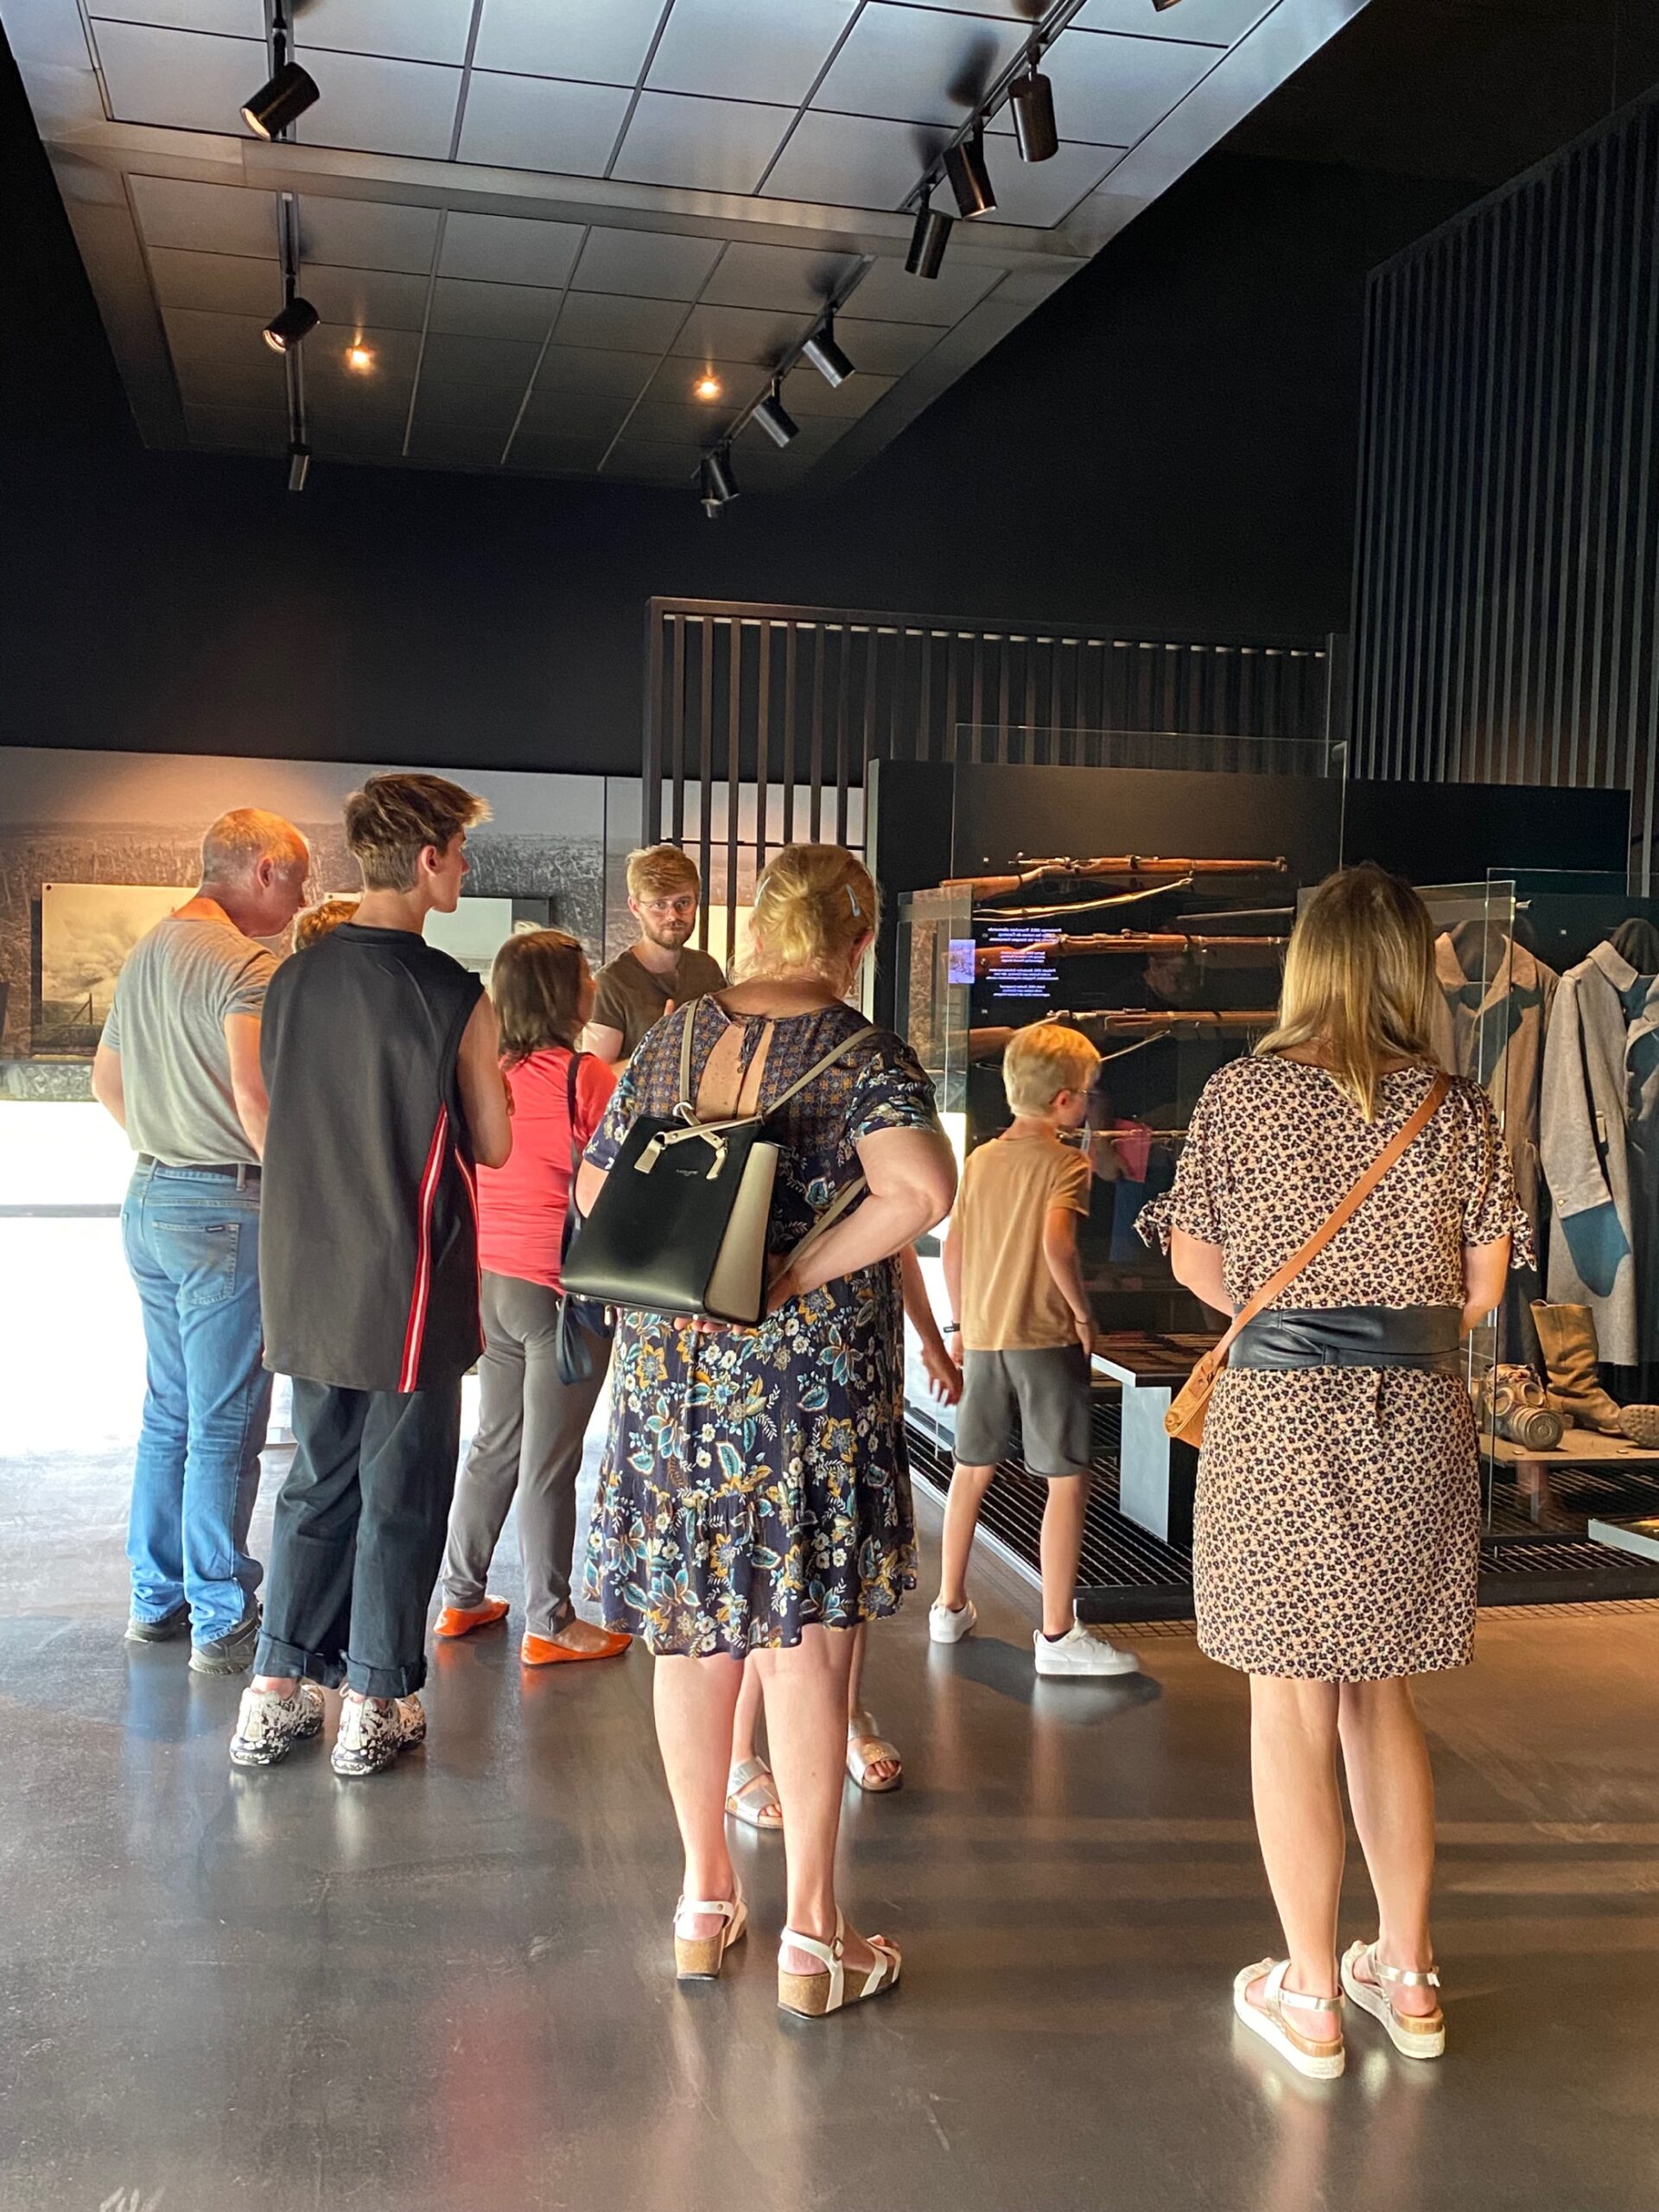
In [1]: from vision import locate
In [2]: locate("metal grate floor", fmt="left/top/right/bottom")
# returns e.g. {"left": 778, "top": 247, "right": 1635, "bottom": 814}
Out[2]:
{"left": 908, "top": 1399, "right": 1659, "bottom": 1614}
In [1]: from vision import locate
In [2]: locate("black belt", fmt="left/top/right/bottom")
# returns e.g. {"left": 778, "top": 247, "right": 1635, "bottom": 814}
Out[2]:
{"left": 1229, "top": 1305, "right": 1462, "bottom": 1374}
{"left": 137, "top": 1156, "right": 260, "bottom": 1185}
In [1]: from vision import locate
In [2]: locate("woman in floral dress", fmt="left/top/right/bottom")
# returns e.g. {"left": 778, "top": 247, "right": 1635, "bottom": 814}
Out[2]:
{"left": 576, "top": 843, "right": 956, "bottom": 2015}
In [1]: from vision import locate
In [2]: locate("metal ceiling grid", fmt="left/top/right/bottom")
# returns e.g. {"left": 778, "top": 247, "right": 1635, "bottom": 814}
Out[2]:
{"left": 4, "top": 0, "right": 1370, "bottom": 489}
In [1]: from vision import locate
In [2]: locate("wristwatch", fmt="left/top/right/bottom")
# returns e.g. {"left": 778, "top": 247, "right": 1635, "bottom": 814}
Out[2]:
{"left": 942, "top": 1321, "right": 961, "bottom": 1337}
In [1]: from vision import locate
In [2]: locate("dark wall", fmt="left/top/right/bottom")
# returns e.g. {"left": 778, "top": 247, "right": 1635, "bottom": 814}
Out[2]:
{"left": 0, "top": 30, "right": 1472, "bottom": 779}
{"left": 1351, "top": 88, "right": 1659, "bottom": 882}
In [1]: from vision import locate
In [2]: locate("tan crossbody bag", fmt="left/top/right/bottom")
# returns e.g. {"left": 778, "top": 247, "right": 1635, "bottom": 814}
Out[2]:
{"left": 1163, "top": 1072, "right": 1451, "bottom": 1447}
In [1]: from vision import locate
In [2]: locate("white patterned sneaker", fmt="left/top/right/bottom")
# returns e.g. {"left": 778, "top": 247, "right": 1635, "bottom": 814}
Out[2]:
{"left": 929, "top": 1599, "right": 977, "bottom": 1644}
{"left": 229, "top": 1679, "right": 326, "bottom": 1768}
{"left": 331, "top": 1693, "right": 426, "bottom": 1778}
{"left": 1033, "top": 1623, "right": 1138, "bottom": 1676}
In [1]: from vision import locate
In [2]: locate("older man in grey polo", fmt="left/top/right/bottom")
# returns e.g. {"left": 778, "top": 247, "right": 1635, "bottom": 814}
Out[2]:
{"left": 92, "top": 809, "right": 309, "bottom": 1673}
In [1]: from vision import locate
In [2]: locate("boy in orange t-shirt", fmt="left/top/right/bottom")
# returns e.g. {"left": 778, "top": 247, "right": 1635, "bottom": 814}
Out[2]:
{"left": 935, "top": 1021, "right": 1136, "bottom": 1677}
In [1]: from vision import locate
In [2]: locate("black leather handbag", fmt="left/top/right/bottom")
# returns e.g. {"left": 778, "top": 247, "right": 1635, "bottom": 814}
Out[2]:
{"left": 555, "top": 1049, "right": 616, "bottom": 1388}
{"left": 563, "top": 1005, "right": 876, "bottom": 1326}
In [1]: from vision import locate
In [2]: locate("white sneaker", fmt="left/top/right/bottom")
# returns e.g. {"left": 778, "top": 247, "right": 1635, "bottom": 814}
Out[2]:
{"left": 331, "top": 1692, "right": 427, "bottom": 1777}
{"left": 928, "top": 1599, "right": 977, "bottom": 1644}
{"left": 229, "top": 1678, "right": 326, "bottom": 1768}
{"left": 1033, "top": 1623, "right": 1138, "bottom": 1676}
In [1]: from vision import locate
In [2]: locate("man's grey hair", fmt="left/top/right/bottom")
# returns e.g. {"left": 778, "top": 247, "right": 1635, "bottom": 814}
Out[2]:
{"left": 200, "top": 808, "right": 309, "bottom": 887}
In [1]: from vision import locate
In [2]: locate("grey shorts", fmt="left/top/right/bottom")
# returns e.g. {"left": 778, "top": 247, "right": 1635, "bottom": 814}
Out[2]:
{"left": 956, "top": 1345, "right": 1093, "bottom": 1478}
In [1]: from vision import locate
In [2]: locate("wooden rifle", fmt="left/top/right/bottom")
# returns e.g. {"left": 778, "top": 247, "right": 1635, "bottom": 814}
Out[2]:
{"left": 976, "top": 931, "right": 1286, "bottom": 975}
{"left": 944, "top": 855, "right": 1287, "bottom": 900}
{"left": 968, "top": 1009, "right": 1278, "bottom": 1059}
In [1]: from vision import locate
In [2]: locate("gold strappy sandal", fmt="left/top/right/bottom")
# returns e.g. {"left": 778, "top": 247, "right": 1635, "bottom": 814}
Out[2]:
{"left": 726, "top": 1756, "right": 783, "bottom": 1832}
{"left": 1233, "top": 1959, "right": 1345, "bottom": 2079}
{"left": 1341, "top": 1941, "right": 1446, "bottom": 2058}
{"left": 845, "top": 1708, "right": 903, "bottom": 1793}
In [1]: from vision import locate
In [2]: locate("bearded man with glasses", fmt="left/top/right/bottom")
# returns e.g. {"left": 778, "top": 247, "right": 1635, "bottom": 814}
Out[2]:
{"left": 583, "top": 844, "right": 727, "bottom": 1071}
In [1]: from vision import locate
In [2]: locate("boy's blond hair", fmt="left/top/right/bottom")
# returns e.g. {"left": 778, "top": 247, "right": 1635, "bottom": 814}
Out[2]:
{"left": 626, "top": 843, "right": 701, "bottom": 903}
{"left": 1002, "top": 1020, "right": 1102, "bottom": 1116}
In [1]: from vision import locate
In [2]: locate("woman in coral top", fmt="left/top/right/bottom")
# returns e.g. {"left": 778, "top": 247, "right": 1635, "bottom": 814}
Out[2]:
{"left": 436, "top": 929, "right": 629, "bottom": 1666}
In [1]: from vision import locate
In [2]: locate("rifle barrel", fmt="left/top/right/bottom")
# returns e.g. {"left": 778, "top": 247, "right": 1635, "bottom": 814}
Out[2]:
{"left": 943, "top": 854, "right": 1287, "bottom": 896}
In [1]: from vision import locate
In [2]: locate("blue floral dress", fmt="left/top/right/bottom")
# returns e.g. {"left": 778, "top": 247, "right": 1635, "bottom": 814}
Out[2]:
{"left": 582, "top": 997, "right": 939, "bottom": 1659}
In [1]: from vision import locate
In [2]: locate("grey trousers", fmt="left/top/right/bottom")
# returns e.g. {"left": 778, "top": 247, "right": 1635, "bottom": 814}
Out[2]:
{"left": 440, "top": 1271, "right": 608, "bottom": 1638}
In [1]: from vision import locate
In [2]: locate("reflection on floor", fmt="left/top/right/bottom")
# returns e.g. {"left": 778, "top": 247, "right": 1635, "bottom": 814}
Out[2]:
{"left": 3, "top": 1222, "right": 1659, "bottom": 2210}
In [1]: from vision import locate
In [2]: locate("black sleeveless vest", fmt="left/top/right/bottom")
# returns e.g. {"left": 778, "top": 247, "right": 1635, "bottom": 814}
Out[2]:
{"left": 259, "top": 924, "right": 484, "bottom": 1391}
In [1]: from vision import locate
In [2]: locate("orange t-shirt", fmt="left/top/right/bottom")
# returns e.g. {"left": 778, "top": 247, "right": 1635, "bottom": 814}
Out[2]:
{"left": 956, "top": 1133, "right": 1091, "bottom": 1351}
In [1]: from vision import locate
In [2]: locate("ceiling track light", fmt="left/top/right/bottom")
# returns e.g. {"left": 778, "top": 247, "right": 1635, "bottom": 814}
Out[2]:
{"left": 753, "top": 378, "right": 799, "bottom": 450}
{"left": 802, "top": 311, "right": 855, "bottom": 390}
{"left": 700, "top": 448, "right": 738, "bottom": 517}
{"left": 1152, "top": 0, "right": 1184, "bottom": 10}
{"left": 287, "top": 442, "right": 310, "bottom": 493}
{"left": 242, "top": 58, "right": 318, "bottom": 139}
{"left": 1009, "top": 63, "right": 1058, "bottom": 163}
{"left": 944, "top": 125, "right": 996, "bottom": 219}
{"left": 906, "top": 190, "right": 953, "bottom": 280}
{"left": 264, "top": 293, "right": 318, "bottom": 353}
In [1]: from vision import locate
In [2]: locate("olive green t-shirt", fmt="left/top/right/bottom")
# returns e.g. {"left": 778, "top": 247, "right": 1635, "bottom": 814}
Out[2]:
{"left": 591, "top": 944, "right": 726, "bottom": 1058}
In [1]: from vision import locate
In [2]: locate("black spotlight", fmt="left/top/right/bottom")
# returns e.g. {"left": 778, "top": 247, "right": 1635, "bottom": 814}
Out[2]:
{"left": 1009, "top": 67, "right": 1058, "bottom": 162}
{"left": 700, "top": 448, "right": 738, "bottom": 517}
{"left": 287, "top": 442, "right": 311, "bottom": 493}
{"left": 241, "top": 60, "right": 319, "bottom": 139}
{"left": 944, "top": 126, "right": 996, "bottom": 219}
{"left": 906, "top": 192, "right": 953, "bottom": 279}
{"left": 753, "top": 379, "right": 798, "bottom": 450}
{"left": 1152, "top": 0, "right": 1183, "bottom": 10}
{"left": 264, "top": 295, "right": 319, "bottom": 353}
{"left": 802, "top": 312, "right": 855, "bottom": 389}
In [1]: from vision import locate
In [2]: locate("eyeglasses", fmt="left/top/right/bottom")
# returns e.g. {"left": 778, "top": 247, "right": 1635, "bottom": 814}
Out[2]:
{"left": 641, "top": 896, "right": 697, "bottom": 918}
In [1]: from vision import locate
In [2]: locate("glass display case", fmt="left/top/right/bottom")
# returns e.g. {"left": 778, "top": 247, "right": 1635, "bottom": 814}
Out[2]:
{"left": 1437, "top": 871, "right": 1659, "bottom": 1558}
{"left": 896, "top": 854, "right": 1295, "bottom": 1530}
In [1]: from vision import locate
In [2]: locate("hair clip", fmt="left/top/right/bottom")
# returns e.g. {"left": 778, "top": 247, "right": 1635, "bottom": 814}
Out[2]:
{"left": 845, "top": 884, "right": 861, "bottom": 918}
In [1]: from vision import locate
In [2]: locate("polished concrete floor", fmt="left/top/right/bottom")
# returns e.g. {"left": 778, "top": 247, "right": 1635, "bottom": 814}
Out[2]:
{"left": 3, "top": 1224, "right": 1659, "bottom": 2211}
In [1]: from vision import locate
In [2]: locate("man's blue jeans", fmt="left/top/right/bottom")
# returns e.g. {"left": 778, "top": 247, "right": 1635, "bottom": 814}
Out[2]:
{"left": 121, "top": 1162, "right": 271, "bottom": 1644}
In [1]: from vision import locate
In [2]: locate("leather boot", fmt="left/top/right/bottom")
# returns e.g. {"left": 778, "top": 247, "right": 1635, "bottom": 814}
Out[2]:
{"left": 1530, "top": 1302, "right": 1624, "bottom": 1435}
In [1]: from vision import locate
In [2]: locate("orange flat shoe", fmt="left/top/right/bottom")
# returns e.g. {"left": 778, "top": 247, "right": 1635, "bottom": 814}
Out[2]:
{"left": 435, "top": 1599, "right": 510, "bottom": 1639}
{"left": 521, "top": 1626, "right": 632, "bottom": 1666}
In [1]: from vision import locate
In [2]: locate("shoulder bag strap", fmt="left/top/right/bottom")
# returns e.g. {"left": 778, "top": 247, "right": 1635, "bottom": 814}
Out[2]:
{"left": 772, "top": 1025, "right": 885, "bottom": 1268}
{"left": 765, "top": 1022, "right": 879, "bottom": 1116}
{"left": 1204, "top": 1071, "right": 1452, "bottom": 1370}
{"left": 676, "top": 1000, "right": 698, "bottom": 1113}
{"left": 565, "top": 1046, "right": 584, "bottom": 1176}
{"left": 560, "top": 1049, "right": 587, "bottom": 1266}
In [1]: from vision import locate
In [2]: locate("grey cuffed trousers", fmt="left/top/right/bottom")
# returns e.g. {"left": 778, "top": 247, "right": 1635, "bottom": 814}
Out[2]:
{"left": 440, "top": 1271, "right": 608, "bottom": 1639}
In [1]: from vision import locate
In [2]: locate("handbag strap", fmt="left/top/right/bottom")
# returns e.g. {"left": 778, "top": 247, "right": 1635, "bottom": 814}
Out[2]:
{"left": 1202, "top": 1070, "right": 1451, "bottom": 1372}
{"left": 560, "top": 1047, "right": 586, "bottom": 1268}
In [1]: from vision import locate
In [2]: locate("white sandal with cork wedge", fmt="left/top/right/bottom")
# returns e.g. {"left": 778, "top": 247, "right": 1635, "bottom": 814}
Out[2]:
{"left": 673, "top": 1885, "right": 747, "bottom": 1981}
{"left": 1341, "top": 1940, "right": 1446, "bottom": 2057}
{"left": 777, "top": 1912, "right": 901, "bottom": 2018}
{"left": 1233, "top": 1959, "right": 1346, "bottom": 2079}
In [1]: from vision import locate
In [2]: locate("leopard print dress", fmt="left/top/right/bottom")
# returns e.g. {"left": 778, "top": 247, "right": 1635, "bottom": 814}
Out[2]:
{"left": 1139, "top": 1056, "right": 1533, "bottom": 1681}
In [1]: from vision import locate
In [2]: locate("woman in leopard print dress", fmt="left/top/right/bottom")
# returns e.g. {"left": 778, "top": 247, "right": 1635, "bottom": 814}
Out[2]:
{"left": 1139, "top": 865, "right": 1530, "bottom": 2077}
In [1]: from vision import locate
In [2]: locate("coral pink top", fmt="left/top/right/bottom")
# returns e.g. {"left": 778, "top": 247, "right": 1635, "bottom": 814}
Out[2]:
{"left": 476, "top": 1047, "right": 616, "bottom": 1292}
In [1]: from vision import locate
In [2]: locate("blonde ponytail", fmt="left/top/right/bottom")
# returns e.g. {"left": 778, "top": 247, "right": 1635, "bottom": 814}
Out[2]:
{"left": 745, "top": 843, "right": 879, "bottom": 982}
